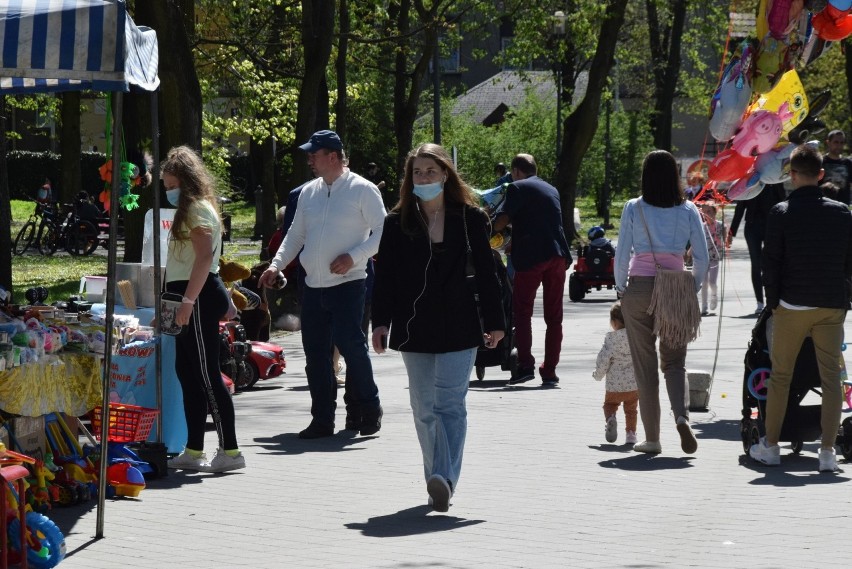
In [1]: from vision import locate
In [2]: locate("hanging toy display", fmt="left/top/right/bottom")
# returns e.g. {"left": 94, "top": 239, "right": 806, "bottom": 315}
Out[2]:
{"left": 98, "top": 97, "right": 143, "bottom": 212}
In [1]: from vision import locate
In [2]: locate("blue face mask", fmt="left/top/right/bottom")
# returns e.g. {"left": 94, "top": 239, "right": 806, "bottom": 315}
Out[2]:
{"left": 413, "top": 181, "right": 444, "bottom": 202}
{"left": 166, "top": 188, "right": 181, "bottom": 207}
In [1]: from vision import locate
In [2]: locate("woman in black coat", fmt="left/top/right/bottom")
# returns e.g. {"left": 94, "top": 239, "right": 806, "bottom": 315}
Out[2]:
{"left": 371, "top": 143, "right": 505, "bottom": 512}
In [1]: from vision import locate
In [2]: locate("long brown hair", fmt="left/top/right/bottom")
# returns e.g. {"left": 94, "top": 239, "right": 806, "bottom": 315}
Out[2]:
{"left": 640, "top": 150, "right": 685, "bottom": 208}
{"left": 393, "top": 143, "right": 479, "bottom": 235}
{"left": 160, "top": 146, "right": 222, "bottom": 241}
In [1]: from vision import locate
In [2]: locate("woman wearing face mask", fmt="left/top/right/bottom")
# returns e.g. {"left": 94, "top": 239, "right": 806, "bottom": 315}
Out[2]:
{"left": 160, "top": 146, "right": 244, "bottom": 473}
{"left": 371, "top": 143, "right": 506, "bottom": 512}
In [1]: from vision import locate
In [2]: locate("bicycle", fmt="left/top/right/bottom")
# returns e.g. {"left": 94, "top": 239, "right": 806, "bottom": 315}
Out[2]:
{"left": 41, "top": 203, "right": 100, "bottom": 256}
{"left": 12, "top": 200, "right": 61, "bottom": 256}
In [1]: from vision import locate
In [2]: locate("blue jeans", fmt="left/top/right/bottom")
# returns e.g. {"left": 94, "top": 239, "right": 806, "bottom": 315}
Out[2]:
{"left": 401, "top": 348, "right": 476, "bottom": 490}
{"left": 301, "top": 279, "right": 380, "bottom": 427}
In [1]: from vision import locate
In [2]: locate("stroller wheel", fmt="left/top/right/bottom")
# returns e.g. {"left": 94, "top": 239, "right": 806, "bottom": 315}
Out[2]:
{"left": 741, "top": 418, "right": 761, "bottom": 454}
{"left": 747, "top": 368, "right": 771, "bottom": 401}
{"left": 840, "top": 417, "right": 852, "bottom": 460}
{"left": 791, "top": 441, "right": 804, "bottom": 454}
{"left": 475, "top": 366, "right": 485, "bottom": 381}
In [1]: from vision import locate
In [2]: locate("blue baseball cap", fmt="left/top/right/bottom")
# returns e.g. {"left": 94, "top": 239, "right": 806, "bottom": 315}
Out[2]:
{"left": 299, "top": 130, "right": 343, "bottom": 152}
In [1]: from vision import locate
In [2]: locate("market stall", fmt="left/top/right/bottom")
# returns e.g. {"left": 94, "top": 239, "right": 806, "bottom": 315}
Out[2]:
{"left": 1, "top": 0, "right": 160, "bottom": 539}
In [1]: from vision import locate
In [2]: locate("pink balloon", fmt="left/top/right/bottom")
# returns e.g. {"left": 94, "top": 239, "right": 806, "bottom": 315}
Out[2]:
{"left": 730, "top": 104, "right": 792, "bottom": 157}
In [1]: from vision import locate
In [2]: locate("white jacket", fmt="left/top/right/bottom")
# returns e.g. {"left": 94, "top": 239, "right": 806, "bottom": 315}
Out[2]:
{"left": 271, "top": 170, "right": 386, "bottom": 288}
{"left": 592, "top": 328, "right": 638, "bottom": 393}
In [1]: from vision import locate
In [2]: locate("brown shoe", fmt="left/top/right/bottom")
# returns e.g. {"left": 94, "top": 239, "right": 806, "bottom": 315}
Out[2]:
{"left": 676, "top": 417, "right": 698, "bottom": 454}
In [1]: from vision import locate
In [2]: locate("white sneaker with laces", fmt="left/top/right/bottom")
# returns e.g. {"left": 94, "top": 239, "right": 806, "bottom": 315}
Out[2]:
{"left": 818, "top": 448, "right": 839, "bottom": 472}
{"left": 167, "top": 450, "right": 209, "bottom": 471}
{"left": 605, "top": 415, "right": 618, "bottom": 443}
{"left": 203, "top": 449, "right": 246, "bottom": 473}
{"left": 633, "top": 440, "right": 662, "bottom": 454}
{"left": 749, "top": 437, "right": 780, "bottom": 465}
{"left": 625, "top": 430, "right": 638, "bottom": 445}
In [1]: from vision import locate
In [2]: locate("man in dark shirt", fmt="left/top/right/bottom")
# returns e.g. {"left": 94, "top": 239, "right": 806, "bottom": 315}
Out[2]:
{"left": 821, "top": 129, "right": 852, "bottom": 205}
{"left": 749, "top": 144, "right": 852, "bottom": 472}
{"left": 493, "top": 154, "right": 571, "bottom": 386}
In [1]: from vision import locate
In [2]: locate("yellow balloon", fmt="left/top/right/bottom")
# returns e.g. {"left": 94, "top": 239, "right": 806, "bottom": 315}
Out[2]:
{"left": 747, "top": 69, "right": 809, "bottom": 136}
{"left": 756, "top": 0, "right": 769, "bottom": 42}
{"left": 489, "top": 233, "right": 504, "bottom": 249}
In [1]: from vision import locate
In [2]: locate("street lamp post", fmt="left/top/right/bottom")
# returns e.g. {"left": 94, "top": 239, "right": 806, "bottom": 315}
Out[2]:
{"left": 551, "top": 11, "right": 566, "bottom": 160}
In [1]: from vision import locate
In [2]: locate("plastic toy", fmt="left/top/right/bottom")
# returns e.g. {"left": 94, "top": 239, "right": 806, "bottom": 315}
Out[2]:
{"left": 107, "top": 462, "right": 146, "bottom": 498}
{"left": 246, "top": 340, "right": 286, "bottom": 387}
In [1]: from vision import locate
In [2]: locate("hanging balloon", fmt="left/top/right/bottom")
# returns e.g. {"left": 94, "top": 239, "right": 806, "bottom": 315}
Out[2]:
{"left": 812, "top": 3, "right": 852, "bottom": 41}
{"left": 729, "top": 178, "right": 766, "bottom": 201}
{"left": 788, "top": 89, "right": 831, "bottom": 143}
{"left": 748, "top": 69, "right": 809, "bottom": 136}
{"left": 829, "top": 0, "right": 852, "bottom": 11}
{"left": 709, "top": 45, "right": 754, "bottom": 142}
{"left": 756, "top": 143, "right": 796, "bottom": 184}
{"left": 768, "top": 0, "right": 805, "bottom": 39}
{"left": 731, "top": 104, "right": 792, "bottom": 157}
{"left": 708, "top": 149, "right": 756, "bottom": 183}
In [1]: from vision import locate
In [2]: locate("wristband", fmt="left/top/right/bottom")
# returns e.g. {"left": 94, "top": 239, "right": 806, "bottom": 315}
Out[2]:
{"left": 181, "top": 297, "right": 196, "bottom": 305}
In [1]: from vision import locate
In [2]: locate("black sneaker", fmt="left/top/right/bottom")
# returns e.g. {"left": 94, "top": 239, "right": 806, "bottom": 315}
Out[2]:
{"left": 508, "top": 368, "right": 535, "bottom": 385}
{"left": 359, "top": 406, "right": 383, "bottom": 436}
{"left": 541, "top": 375, "right": 560, "bottom": 387}
{"left": 298, "top": 422, "right": 335, "bottom": 439}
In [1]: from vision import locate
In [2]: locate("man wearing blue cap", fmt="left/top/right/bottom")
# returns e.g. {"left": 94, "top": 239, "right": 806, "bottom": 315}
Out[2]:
{"left": 261, "top": 130, "right": 386, "bottom": 438}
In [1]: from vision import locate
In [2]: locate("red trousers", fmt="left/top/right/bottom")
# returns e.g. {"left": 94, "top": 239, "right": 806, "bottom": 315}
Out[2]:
{"left": 512, "top": 255, "right": 566, "bottom": 377}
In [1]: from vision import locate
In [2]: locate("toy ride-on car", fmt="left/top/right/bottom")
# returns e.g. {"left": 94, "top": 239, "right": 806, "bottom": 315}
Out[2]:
{"left": 568, "top": 246, "right": 616, "bottom": 302}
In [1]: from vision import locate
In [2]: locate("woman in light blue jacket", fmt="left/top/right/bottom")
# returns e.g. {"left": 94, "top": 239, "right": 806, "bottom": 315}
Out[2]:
{"left": 615, "top": 150, "right": 709, "bottom": 455}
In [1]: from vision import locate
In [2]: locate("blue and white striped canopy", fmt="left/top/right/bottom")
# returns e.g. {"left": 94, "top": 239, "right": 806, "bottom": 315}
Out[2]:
{"left": 0, "top": 0, "right": 158, "bottom": 94}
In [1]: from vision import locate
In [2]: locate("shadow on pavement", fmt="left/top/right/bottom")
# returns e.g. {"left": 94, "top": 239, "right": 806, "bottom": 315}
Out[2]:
{"left": 738, "top": 455, "right": 852, "bottom": 486}
{"left": 690, "top": 418, "right": 742, "bottom": 442}
{"left": 588, "top": 444, "right": 637, "bottom": 454}
{"left": 345, "top": 505, "right": 484, "bottom": 537}
{"left": 598, "top": 454, "right": 695, "bottom": 471}
{"left": 251, "top": 431, "right": 375, "bottom": 454}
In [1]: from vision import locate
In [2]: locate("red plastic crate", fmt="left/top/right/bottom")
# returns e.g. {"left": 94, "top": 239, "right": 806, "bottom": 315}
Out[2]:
{"left": 90, "top": 403, "right": 159, "bottom": 443}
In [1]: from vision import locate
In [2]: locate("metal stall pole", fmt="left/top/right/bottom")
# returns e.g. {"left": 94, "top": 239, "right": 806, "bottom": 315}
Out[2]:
{"left": 150, "top": 91, "right": 163, "bottom": 446}
{"left": 96, "top": 90, "right": 125, "bottom": 538}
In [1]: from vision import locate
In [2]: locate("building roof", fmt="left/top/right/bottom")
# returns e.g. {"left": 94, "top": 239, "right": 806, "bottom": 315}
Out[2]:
{"left": 451, "top": 70, "right": 588, "bottom": 126}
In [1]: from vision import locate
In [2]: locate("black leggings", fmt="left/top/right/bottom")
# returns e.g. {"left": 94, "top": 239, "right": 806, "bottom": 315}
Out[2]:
{"left": 744, "top": 222, "right": 765, "bottom": 304}
{"left": 167, "top": 273, "right": 237, "bottom": 451}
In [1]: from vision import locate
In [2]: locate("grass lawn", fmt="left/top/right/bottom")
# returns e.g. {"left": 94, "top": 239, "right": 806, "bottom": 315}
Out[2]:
{"left": 9, "top": 199, "right": 260, "bottom": 303}
{"left": 8, "top": 194, "right": 629, "bottom": 303}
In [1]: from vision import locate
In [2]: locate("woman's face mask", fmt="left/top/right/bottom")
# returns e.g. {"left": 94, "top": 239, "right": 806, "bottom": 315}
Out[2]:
{"left": 413, "top": 181, "right": 443, "bottom": 201}
{"left": 166, "top": 188, "right": 181, "bottom": 207}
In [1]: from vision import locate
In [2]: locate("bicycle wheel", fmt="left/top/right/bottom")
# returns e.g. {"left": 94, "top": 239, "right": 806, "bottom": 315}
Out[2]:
{"left": 13, "top": 220, "right": 36, "bottom": 255}
{"left": 38, "top": 223, "right": 61, "bottom": 255}
{"left": 65, "top": 219, "right": 99, "bottom": 256}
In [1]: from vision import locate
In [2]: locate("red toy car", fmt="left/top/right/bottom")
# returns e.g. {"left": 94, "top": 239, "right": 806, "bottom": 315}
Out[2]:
{"left": 246, "top": 340, "right": 286, "bottom": 387}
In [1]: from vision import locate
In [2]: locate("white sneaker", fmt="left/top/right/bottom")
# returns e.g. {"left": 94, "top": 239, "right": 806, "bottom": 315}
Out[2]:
{"left": 633, "top": 440, "right": 662, "bottom": 454}
{"left": 605, "top": 415, "right": 618, "bottom": 443}
{"left": 203, "top": 449, "right": 246, "bottom": 473}
{"left": 167, "top": 450, "right": 209, "bottom": 471}
{"left": 755, "top": 302, "right": 765, "bottom": 315}
{"left": 710, "top": 295, "right": 718, "bottom": 311}
{"left": 625, "top": 430, "right": 638, "bottom": 445}
{"left": 818, "top": 448, "right": 839, "bottom": 472}
{"left": 749, "top": 437, "right": 780, "bottom": 465}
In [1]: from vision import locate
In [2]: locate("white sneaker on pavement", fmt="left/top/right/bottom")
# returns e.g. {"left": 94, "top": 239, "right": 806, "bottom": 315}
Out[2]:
{"left": 167, "top": 450, "right": 209, "bottom": 471}
{"left": 605, "top": 415, "right": 618, "bottom": 443}
{"left": 625, "top": 430, "right": 638, "bottom": 445}
{"left": 202, "top": 449, "right": 246, "bottom": 473}
{"left": 818, "top": 448, "right": 839, "bottom": 472}
{"left": 749, "top": 437, "right": 780, "bottom": 466}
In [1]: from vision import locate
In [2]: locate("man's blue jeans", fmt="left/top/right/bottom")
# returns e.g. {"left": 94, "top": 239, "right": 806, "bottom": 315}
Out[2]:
{"left": 301, "top": 279, "right": 380, "bottom": 427}
{"left": 401, "top": 348, "right": 476, "bottom": 490}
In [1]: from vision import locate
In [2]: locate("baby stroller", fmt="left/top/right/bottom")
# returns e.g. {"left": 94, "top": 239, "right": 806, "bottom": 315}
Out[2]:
{"left": 474, "top": 249, "right": 517, "bottom": 381}
{"left": 739, "top": 309, "right": 852, "bottom": 459}
{"left": 567, "top": 226, "right": 616, "bottom": 302}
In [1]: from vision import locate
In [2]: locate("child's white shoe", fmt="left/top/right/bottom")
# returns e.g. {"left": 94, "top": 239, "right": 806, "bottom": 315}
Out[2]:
{"left": 709, "top": 295, "right": 718, "bottom": 311}
{"left": 625, "top": 430, "right": 638, "bottom": 445}
{"left": 605, "top": 415, "right": 618, "bottom": 443}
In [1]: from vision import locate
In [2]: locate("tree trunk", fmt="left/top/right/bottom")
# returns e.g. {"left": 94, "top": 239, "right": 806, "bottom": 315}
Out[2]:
{"left": 59, "top": 92, "right": 82, "bottom": 203}
{"left": 646, "top": 0, "right": 687, "bottom": 152}
{"left": 0, "top": 95, "right": 12, "bottom": 292}
{"left": 293, "top": 0, "right": 335, "bottom": 186}
{"left": 142, "top": 0, "right": 201, "bottom": 153}
{"left": 335, "top": 0, "right": 349, "bottom": 141}
{"left": 555, "top": 0, "right": 629, "bottom": 240}
{"left": 391, "top": 0, "right": 434, "bottom": 177}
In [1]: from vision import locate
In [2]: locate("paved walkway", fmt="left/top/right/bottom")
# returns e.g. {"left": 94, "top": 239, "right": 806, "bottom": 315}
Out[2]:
{"left": 47, "top": 246, "right": 852, "bottom": 568}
